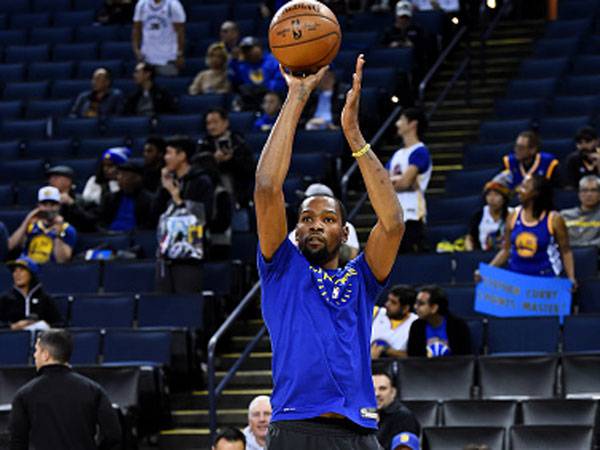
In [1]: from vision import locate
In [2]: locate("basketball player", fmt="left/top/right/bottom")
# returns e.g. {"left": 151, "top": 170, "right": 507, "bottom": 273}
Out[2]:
{"left": 255, "top": 55, "right": 404, "bottom": 449}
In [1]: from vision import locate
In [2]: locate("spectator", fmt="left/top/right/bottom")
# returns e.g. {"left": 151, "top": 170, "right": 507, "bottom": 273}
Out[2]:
{"left": 70, "top": 68, "right": 123, "bottom": 118}
{"left": 501, "top": 131, "right": 560, "bottom": 190}
{"left": 413, "top": 0, "right": 460, "bottom": 12}
{"left": 189, "top": 43, "right": 231, "bottom": 95}
{"left": 198, "top": 108, "right": 255, "bottom": 207}
{"left": 219, "top": 21, "right": 241, "bottom": 58}
{"left": 213, "top": 427, "right": 246, "bottom": 450}
{"left": 82, "top": 147, "right": 131, "bottom": 205}
{"left": 303, "top": 69, "right": 344, "bottom": 131}
{"left": 98, "top": 0, "right": 135, "bottom": 24}
{"left": 371, "top": 285, "right": 418, "bottom": 359}
{"left": 9, "top": 329, "right": 122, "bottom": 450}
{"left": 392, "top": 432, "right": 420, "bottom": 450}
{"left": 382, "top": 1, "right": 428, "bottom": 72}
{"left": 123, "top": 62, "right": 176, "bottom": 116}
{"left": 561, "top": 175, "right": 600, "bottom": 249}
{"left": 132, "top": 0, "right": 186, "bottom": 76}
{"left": 243, "top": 395, "right": 271, "bottom": 450}
{"left": 0, "top": 257, "right": 61, "bottom": 330}
{"left": 97, "top": 162, "right": 158, "bottom": 232}
{"left": 0, "top": 221, "right": 8, "bottom": 261}
{"left": 564, "top": 126, "right": 600, "bottom": 189}
{"left": 485, "top": 174, "right": 576, "bottom": 285}
{"left": 465, "top": 180, "right": 512, "bottom": 251}
{"left": 372, "top": 371, "right": 420, "bottom": 450}
{"left": 155, "top": 136, "right": 214, "bottom": 294}
{"left": 229, "top": 36, "right": 285, "bottom": 111}
{"left": 388, "top": 107, "right": 432, "bottom": 253}
{"left": 143, "top": 136, "right": 167, "bottom": 193}
{"left": 407, "top": 285, "right": 471, "bottom": 357}
{"left": 8, "top": 187, "right": 77, "bottom": 265}
{"left": 253, "top": 91, "right": 282, "bottom": 132}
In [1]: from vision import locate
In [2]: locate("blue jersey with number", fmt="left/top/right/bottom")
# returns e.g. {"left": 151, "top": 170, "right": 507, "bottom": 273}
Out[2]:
{"left": 258, "top": 239, "right": 387, "bottom": 429}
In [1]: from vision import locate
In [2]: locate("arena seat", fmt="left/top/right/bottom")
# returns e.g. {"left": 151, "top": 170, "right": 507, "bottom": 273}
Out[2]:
{"left": 444, "top": 167, "right": 499, "bottom": 195}
{"left": 182, "top": 57, "right": 207, "bottom": 77}
{"left": 77, "top": 137, "right": 125, "bottom": 158}
{"left": 0, "top": 185, "right": 14, "bottom": 207}
{"left": 509, "top": 425, "right": 593, "bottom": 450}
{"left": 103, "top": 329, "right": 172, "bottom": 366}
{"left": 53, "top": 10, "right": 95, "bottom": 27}
{"left": 0, "top": 2, "right": 30, "bottom": 14}
{"left": 137, "top": 294, "right": 204, "bottom": 329}
{"left": 462, "top": 142, "right": 511, "bottom": 168}
{"left": 487, "top": 317, "right": 560, "bottom": 354}
{"left": 54, "top": 117, "right": 100, "bottom": 138}
{"left": 505, "top": 78, "right": 556, "bottom": 99}
{"left": 368, "top": 48, "right": 413, "bottom": 71}
{"left": 51, "top": 79, "right": 93, "bottom": 99}
{"left": 541, "top": 139, "right": 573, "bottom": 161}
{"left": 465, "top": 318, "right": 484, "bottom": 355}
{"left": 131, "top": 230, "right": 158, "bottom": 259}
{"left": 51, "top": 158, "right": 96, "bottom": 179}
{"left": 573, "top": 246, "right": 598, "bottom": 280}
{"left": 103, "top": 261, "right": 155, "bottom": 293}
{"left": 543, "top": 18, "right": 590, "bottom": 37}
{"left": 70, "top": 328, "right": 102, "bottom": 365}
{"left": 572, "top": 55, "right": 600, "bottom": 75}
{"left": 3, "top": 81, "right": 49, "bottom": 101}
{"left": 290, "top": 153, "right": 330, "bottom": 179}
{"left": 203, "top": 261, "right": 234, "bottom": 296}
{"left": 390, "top": 253, "right": 454, "bottom": 285}
{"left": 494, "top": 98, "right": 544, "bottom": 119}
{"left": 547, "top": 95, "right": 599, "bottom": 117}
{"left": 294, "top": 130, "right": 344, "bottom": 156}
{"left": 441, "top": 400, "right": 517, "bottom": 428}
{"left": 99, "top": 41, "right": 134, "bottom": 61}
{"left": 517, "top": 57, "right": 568, "bottom": 80}
{"left": 10, "top": 13, "right": 51, "bottom": 29}
{"left": 185, "top": 22, "right": 212, "bottom": 41}
{"left": 0, "top": 367, "right": 36, "bottom": 405}
{"left": 479, "top": 119, "right": 531, "bottom": 143}
{"left": 0, "top": 159, "right": 46, "bottom": 182}
{"left": 15, "top": 182, "right": 46, "bottom": 206}
{"left": 402, "top": 400, "right": 439, "bottom": 428}
{"left": 521, "top": 399, "right": 598, "bottom": 426}
{"left": 538, "top": 116, "right": 590, "bottom": 139}
{"left": 75, "top": 24, "right": 120, "bottom": 43}
{"left": 561, "top": 74, "right": 600, "bottom": 96}
{"left": 413, "top": 10, "right": 445, "bottom": 37}
{"left": 25, "top": 99, "right": 72, "bottom": 119}
{"left": 74, "top": 232, "right": 131, "bottom": 255}
{"left": 361, "top": 67, "right": 397, "bottom": 93}
{"left": 427, "top": 223, "right": 468, "bottom": 247}
{"left": 38, "top": 262, "right": 100, "bottom": 293}
{"left": 0, "top": 141, "right": 21, "bottom": 160}
{"left": 563, "top": 315, "right": 600, "bottom": 353}
{"left": 453, "top": 251, "right": 494, "bottom": 283}
{"left": 231, "top": 232, "right": 258, "bottom": 265}
{"left": 229, "top": 112, "right": 255, "bottom": 134}
{"left": 0, "top": 264, "right": 11, "bottom": 288}
{"left": 52, "top": 43, "right": 98, "bottom": 62}
{"left": 155, "top": 76, "right": 192, "bottom": 97}
{"left": 76, "top": 366, "right": 140, "bottom": 410}
{"left": 0, "top": 30, "right": 28, "bottom": 46}
{"left": 0, "top": 101, "right": 23, "bottom": 120}
{"left": 0, "top": 331, "right": 30, "bottom": 365}
{"left": 155, "top": 114, "right": 202, "bottom": 136}
{"left": 104, "top": 116, "right": 152, "bottom": 138}
{"left": 427, "top": 195, "right": 482, "bottom": 224}
{"left": 577, "top": 278, "right": 600, "bottom": 313}
{"left": 177, "top": 94, "right": 226, "bottom": 115}
{"left": 70, "top": 294, "right": 135, "bottom": 328}
{"left": 554, "top": 189, "right": 578, "bottom": 210}
{"left": 0, "top": 64, "right": 26, "bottom": 83}
{"left": 0, "top": 209, "right": 29, "bottom": 233}
{"left": 562, "top": 353, "right": 600, "bottom": 398}
{"left": 5, "top": 45, "right": 49, "bottom": 64}
{"left": 187, "top": 5, "right": 229, "bottom": 31}
{"left": 51, "top": 294, "right": 71, "bottom": 325}
{"left": 423, "top": 426, "right": 505, "bottom": 450}
{"left": 30, "top": 27, "right": 73, "bottom": 45}
{"left": 33, "top": 0, "right": 71, "bottom": 12}
{"left": 245, "top": 132, "right": 269, "bottom": 154}
{"left": 532, "top": 37, "right": 580, "bottom": 58}
{"left": 558, "top": 0, "right": 598, "bottom": 19}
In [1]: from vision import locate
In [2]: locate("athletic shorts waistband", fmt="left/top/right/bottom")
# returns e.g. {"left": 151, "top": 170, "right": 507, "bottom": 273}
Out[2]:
{"left": 271, "top": 417, "right": 376, "bottom": 437}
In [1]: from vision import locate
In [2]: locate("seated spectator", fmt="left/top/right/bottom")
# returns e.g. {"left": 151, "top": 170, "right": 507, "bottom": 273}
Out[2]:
{"left": 123, "top": 62, "right": 176, "bottom": 116}
{"left": 155, "top": 136, "right": 214, "bottom": 294}
{"left": 132, "top": 0, "right": 186, "bottom": 76}
{"left": 253, "top": 91, "right": 281, "bottom": 132}
{"left": 198, "top": 108, "right": 255, "bottom": 207}
{"left": 561, "top": 175, "right": 600, "bottom": 249}
{"left": 383, "top": 2, "right": 428, "bottom": 70}
{"left": 465, "top": 180, "right": 512, "bottom": 252}
{"left": 229, "top": 36, "right": 285, "bottom": 111}
{"left": 407, "top": 285, "right": 471, "bottom": 357}
{"left": 212, "top": 427, "right": 246, "bottom": 450}
{"left": 218, "top": 21, "right": 241, "bottom": 58}
{"left": 82, "top": 147, "right": 131, "bottom": 205}
{"left": 0, "top": 222, "right": 8, "bottom": 261}
{"left": 0, "top": 257, "right": 61, "bottom": 330}
{"left": 371, "top": 285, "right": 418, "bottom": 359}
{"left": 302, "top": 69, "right": 344, "bottom": 131}
{"left": 388, "top": 107, "right": 431, "bottom": 253}
{"left": 142, "top": 136, "right": 166, "bottom": 193}
{"left": 392, "top": 432, "right": 420, "bottom": 450}
{"left": 501, "top": 131, "right": 560, "bottom": 190}
{"left": 8, "top": 187, "right": 77, "bottom": 265}
{"left": 189, "top": 43, "right": 231, "bottom": 96}
{"left": 97, "top": 162, "right": 158, "bottom": 232}
{"left": 372, "top": 371, "right": 420, "bottom": 450}
{"left": 564, "top": 126, "right": 600, "bottom": 189}
{"left": 70, "top": 68, "right": 123, "bottom": 118}
{"left": 243, "top": 395, "right": 271, "bottom": 450}
{"left": 98, "top": 0, "right": 135, "bottom": 24}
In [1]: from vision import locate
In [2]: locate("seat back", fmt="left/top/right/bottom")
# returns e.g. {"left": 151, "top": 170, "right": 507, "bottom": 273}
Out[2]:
{"left": 103, "top": 329, "right": 171, "bottom": 365}
{"left": 70, "top": 328, "right": 102, "bottom": 365}
{"left": 441, "top": 400, "right": 517, "bottom": 428}
{"left": 103, "top": 261, "right": 155, "bottom": 293}
{"left": 0, "top": 331, "right": 30, "bottom": 365}
{"left": 487, "top": 317, "right": 560, "bottom": 354}
{"left": 137, "top": 294, "right": 204, "bottom": 329}
{"left": 70, "top": 295, "right": 134, "bottom": 328}
{"left": 562, "top": 353, "right": 600, "bottom": 398}
{"left": 76, "top": 366, "right": 140, "bottom": 409}
{"left": 510, "top": 425, "right": 593, "bottom": 450}
{"left": 563, "top": 315, "right": 600, "bottom": 352}
{"left": 521, "top": 399, "right": 598, "bottom": 426}
{"left": 402, "top": 400, "right": 439, "bottom": 428}
{"left": 423, "top": 426, "right": 505, "bottom": 450}
{"left": 0, "top": 367, "right": 36, "bottom": 405}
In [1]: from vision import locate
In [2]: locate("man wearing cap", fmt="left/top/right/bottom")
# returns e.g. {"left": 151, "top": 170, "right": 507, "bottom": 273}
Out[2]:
{"left": 391, "top": 432, "right": 420, "bottom": 450}
{"left": 0, "top": 257, "right": 61, "bottom": 330}
{"left": 564, "top": 126, "right": 600, "bottom": 189}
{"left": 8, "top": 187, "right": 77, "bottom": 265}
{"left": 82, "top": 146, "right": 132, "bottom": 206}
{"left": 383, "top": 2, "right": 427, "bottom": 53}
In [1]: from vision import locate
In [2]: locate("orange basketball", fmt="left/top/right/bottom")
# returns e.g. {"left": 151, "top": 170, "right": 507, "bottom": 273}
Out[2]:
{"left": 268, "top": 0, "right": 342, "bottom": 73}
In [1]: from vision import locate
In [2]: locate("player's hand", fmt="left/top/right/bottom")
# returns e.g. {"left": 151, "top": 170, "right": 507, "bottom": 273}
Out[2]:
{"left": 341, "top": 54, "right": 366, "bottom": 150}
{"left": 279, "top": 64, "right": 329, "bottom": 100}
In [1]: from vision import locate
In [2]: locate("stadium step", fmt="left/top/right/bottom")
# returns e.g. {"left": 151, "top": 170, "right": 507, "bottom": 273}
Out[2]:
{"left": 172, "top": 408, "right": 248, "bottom": 427}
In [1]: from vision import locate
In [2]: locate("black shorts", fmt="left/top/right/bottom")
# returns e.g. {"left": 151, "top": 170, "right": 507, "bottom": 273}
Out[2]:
{"left": 266, "top": 418, "right": 383, "bottom": 450}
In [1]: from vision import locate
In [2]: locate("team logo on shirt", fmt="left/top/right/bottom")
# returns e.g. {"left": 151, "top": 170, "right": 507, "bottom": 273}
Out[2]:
{"left": 515, "top": 231, "right": 538, "bottom": 258}
{"left": 309, "top": 265, "right": 357, "bottom": 306}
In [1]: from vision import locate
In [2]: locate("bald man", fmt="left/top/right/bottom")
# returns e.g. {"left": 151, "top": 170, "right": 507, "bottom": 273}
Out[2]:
{"left": 70, "top": 67, "right": 123, "bottom": 118}
{"left": 243, "top": 395, "right": 272, "bottom": 450}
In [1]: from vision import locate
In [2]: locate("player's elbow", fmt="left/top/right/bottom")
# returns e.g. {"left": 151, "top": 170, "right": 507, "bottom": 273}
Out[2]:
{"left": 254, "top": 179, "right": 282, "bottom": 201}
{"left": 382, "top": 211, "right": 405, "bottom": 236}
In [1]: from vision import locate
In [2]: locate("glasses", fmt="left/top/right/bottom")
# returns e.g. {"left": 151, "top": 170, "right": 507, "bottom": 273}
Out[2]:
{"left": 415, "top": 300, "right": 428, "bottom": 306}
{"left": 580, "top": 188, "right": 600, "bottom": 193}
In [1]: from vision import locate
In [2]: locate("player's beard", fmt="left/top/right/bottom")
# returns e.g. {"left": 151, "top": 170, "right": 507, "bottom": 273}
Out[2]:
{"left": 300, "top": 240, "right": 341, "bottom": 267}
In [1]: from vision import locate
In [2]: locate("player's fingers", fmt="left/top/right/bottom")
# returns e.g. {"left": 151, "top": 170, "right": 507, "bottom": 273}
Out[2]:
{"left": 278, "top": 64, "right": 289, "bottom": 80}
{"left": 315, "top": 64, "right": 330, "bottom": 79}
{"left": 355, "top": 54, "right": 365, "bottom": 77}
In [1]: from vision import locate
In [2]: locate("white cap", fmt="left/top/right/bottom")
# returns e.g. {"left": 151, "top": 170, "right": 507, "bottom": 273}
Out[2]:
{"left": 396, "top": 0, "right": 413, "bottom": 17}
{"left": 304, "top": 183, "right": 334, "bottom": 197}
{"left": 37, "top": 186, "right": 60, "bottom": 203}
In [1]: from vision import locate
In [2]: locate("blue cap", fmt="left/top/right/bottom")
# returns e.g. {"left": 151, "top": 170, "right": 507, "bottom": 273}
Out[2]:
{"left": 391, "top": 432, "right": 420, "bottom": 450}
{"left": 102, "top": 147, "right": 131, "bottom": 165}
{"left": 7, "top": 257, "right": 40, "bottom": 277}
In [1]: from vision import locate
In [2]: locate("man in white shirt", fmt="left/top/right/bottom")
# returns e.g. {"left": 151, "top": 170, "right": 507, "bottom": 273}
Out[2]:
{"left": 371, "top": 285, "right": 418, "bottom": 359}
{"left": 387, "top": 107, "right": 432, "bottom": 253}
{"left": 243, "top": 395, "right": 271, "bottom": 450}
{"left": 132, "top": 0, "right": 186, "bottom": 76}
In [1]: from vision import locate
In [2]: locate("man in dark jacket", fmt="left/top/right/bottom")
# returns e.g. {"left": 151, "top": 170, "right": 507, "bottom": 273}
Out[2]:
{"left": 407, "top": 285, "right": 471, "bottom": 357}
{"left": 372, "top": 371, "right": 420, "bottom": 450}
{"left": 70, "top": 67, "right": 123, "bottom": 118}
{"left": 0, "top": 258, "right": 61, "bottom": 330}
{"left": 123, "top": 62, "right": 175, "bottom": 116}
{"left": 9, "top": 329, "right": 121, "bottom": 450}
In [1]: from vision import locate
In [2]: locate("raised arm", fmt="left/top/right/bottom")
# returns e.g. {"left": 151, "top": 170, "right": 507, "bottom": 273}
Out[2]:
{"left": 254, "top": 66, "right": 329, "bottom": 259}
{"left": 341, "top": 55, "right": 404, "bottom": 282}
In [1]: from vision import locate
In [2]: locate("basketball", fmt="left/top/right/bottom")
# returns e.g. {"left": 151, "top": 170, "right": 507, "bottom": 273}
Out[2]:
{"left": 268, "top": 0, "right": 342, "bottom": 73}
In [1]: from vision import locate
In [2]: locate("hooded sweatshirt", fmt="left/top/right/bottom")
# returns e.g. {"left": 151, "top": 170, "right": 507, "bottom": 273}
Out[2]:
{"left": 0, "top": 283, "right": 62, "bottom": 327}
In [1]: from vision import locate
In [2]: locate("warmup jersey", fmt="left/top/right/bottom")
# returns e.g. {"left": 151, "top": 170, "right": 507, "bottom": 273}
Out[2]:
{"left": 502, "top": 152, "right": 559, "bottom": 189}
{"left": 258, "top": 239, "right": 386, "bottom": 429}
{"left": 508, "top": 206, "right": 562, "bottom": 277}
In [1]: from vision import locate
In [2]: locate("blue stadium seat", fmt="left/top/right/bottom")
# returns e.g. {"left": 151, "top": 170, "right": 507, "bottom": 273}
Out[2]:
{"left": 177, "top": 94, "right": 226, "bottom": 114}
{"left": 539, "top": 116, "right": 590, "bottom": 140}
{"left": 559, "top": 0, "right": 598, "bottom": 19}
{"left": 25, "top": 99, "right": 72, "bottom": 119}
{"left": 506, "top": 78, "right": 556, "bottom": 99}
{"left": 532, "top": 37, "right": 579, "bottom": 58}
{"left": 229, "top": 112, "right": 255, "bottom": 134}
{"left": 54, "top": 117, "right": 100, "bottom": 139}
{"left": 50, "top": 79, "right": 90, "bottom": 99}
{"left": 554, "top": 189, "right": 578, "bottom": 210}
{"left": 563, "top": 315, "right": 600, "bottom": 353}
{"left": 423, "top": 426, "right": 505, "bottom": 450}
{"left": 203, "top": 261, "right": 234, "bottom": 296}
{"left": 103, "top": 117, "right": 151, "bottom": 138}
{"left": 0, "top": 141, "right": 21, "bottom": 160}
{"left": 185, "top": 22, "right": 212, "bottom": 41}
{"left": 466, "top": 317, "right": 484, "bottom": 355}
{"left": 350, "top": 13, "right": 392, "bottom": 32}
{"left": 30, "top": 27, "right": 73, "bottom": 45}
{"left": 480, "top": 119, "right": 531, "bottom": 143}
{"left": 111, "top": 78, "right": 135, "bottom": 95}
{"left": 188, "top": 5, "right": 228, "bottom": 31}
{"left": 0, "top": 3, "right": 29, "bottom": 13}
{"left": 70, "top": 329, "right": 101, "bottom": 365}
{"left": 75, "top": 232, "right": 130, "bottom": 254}
{"left": 0, "top": 30, "right": 27, "bottom": 46}
{"left": 362, "top": 67, "right": 397, "bottom": 92}
{"left": 572, "top": 55, "right": 600, "bottom": 75}
{"left": 72, "top": 0, "right": 104, "bottom": 11}
{"left": 561, "top": 75, "right": 600, "bottom": 96}
{"left": 25, "top": 138, "right": 72, "bottom": 159}
{"left": 0, "top": 64, "right": 26, "bottom": 83}
{"left": 0, "top": 185, "right": 14, "bottom": 207}
{"left": 389, "top": 253, "right": 454, "bottom": 285}
{"left": 103, "top": 261, "right": 155, "bottom": 293}
{"left": 155, "top": 114, "right": 202, "bottom": 135}
{"left": 33, "top": 0, "right": 70, "bottom": 12}
{"left": 70, "top": 294, "right": 135, "bottom": 328}
{"left": 103, "top": 329, "right": 172, "bottom": 365}
{"left": 76, "top": 59, "right": 123, "bottom": 79}
{"left": 3, "top": 81, "right": 49, "bottom": 101}
{"left": 53, "top": 10, "right": 95, "bottom": 27}
{"left": 51, "top": 295, "right": 70, "bottom": 325}
{"left": 99, "top": 41, "right": 134, "bottom": 60}
{"left": 51, "top": 158, "right": 96, "bottom": 180}
{"left": 445, "top": 167, "right": 500, "bottom": 196}
{"left": 454, "top": 251, "right": 495, "bottom": 283}
{"left": 518, "top": 58, "right": 568, "bottom": 80}
{"left": 368, "top": 48, "right": 412, "bottom": 71}
{"left": 427, "top": 195, "right": 482, "bottom": 224}
{"left": 446, "top": 286, "right": 476, "bottom": 317}
{"left": 52, "top": 43, "right": 98, "bottom": 62}
{"left": 578, "top": 278, "right": 600, "bottom": 313}
{"left": 0, "top": 101, "right": 23, "bottom": 120}
{"left": 295, "top": 130, "right": 344, "bottom": 156}
{"left": 10, "top": 13, "right": 50, "bottom": 29}
{"left": 494, "top": 99, "right": 544, "bottom": 120}
{"left": 75, "top": 24, "right": 120, "bottom": 43}
{"left": 131, "top": 230, "right": 157, "bottom": 259}
{"left": 544, "top": 19, "right": 590, "bottom": 37}
{"left": 245, "top": 132, "right": 268, "bottom": 154}
{"left": 15, "top": 183, "right": 42, "bottom": 206}
{"left": 189, "top": 38, "right": 214, "bottom": 58}
{"left": 232, "top": 2, "right": 260, "bottom": 19}
{"left": 427, "top": 223, "right": 468, "bottom": 247}
{"left": 413, "top": 10, "right": 445, "bottom": 36}
{"left": 341, "top": 32, "right": 379, "bottom": 52}
{"left": 0, "top": 209, "right": 29, "bottom": 233}
{"left": 573, "top": 246, "right": 598, "bottom": 280}
{"left": 548, "top": 95, "right": 599, "bottom": 117}
{"left": 334, "top": 50, "right": 361, "bottom": 72}
{"left": 5, "top": 45, "right": 49, "bottom": 63}
{"left": 28, "top": 62, "right": 74, "bottom": 82}
{"left": 181, "top": 57, "right": 206, "bottom": 77}
{"left": 138, "top": 294, "right": 204, "bottom": 329}
{"left": 290, "top": 153, "right": 329, "bottom": 179}
{"left": 77, "top": 137, "right": 125, "bottom": 158}
{"left": 0, "top": 120, "right": 47, "bottom": 140}
{"left": 38, "top": 262, "right": 100, "bottom": 293}
{"left": 154, "top": 76, "right": 192, "bottom": 96}
{"left": 542, "top": 139, "right": 572, "bottom": 161}
{"left": 232, "top": 232, "right": 257, "bottom": 264}
{"left": 488, "top": 317, "right": 560, "bottom": 354}
{"left": 0, "top": 331, "right": 30, "bottom": 365}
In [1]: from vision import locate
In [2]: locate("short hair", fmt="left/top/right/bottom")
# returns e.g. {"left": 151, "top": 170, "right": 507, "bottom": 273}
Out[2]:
{"left": 418, "top": 285, "right": 449, "bottom": 316}
{"left": 38, "top": 329, "right": 73, "bottom": 363}
{"left": 248, "top": 395, "right": 270, "bottom": 418}
{"left": 206, "top": 107, "right": 229, "bottom": 122}
{"left": 138, "top": 62, "right": 155, "bottom": 80}
{"left": 575, "top": 126, "right": 598, "bottom": 143}
{"left": 372, "top": 369, "right": 394, "bottom": 385}
{"left": 166, "top": 135, "right": 196, "bottom": 162}
{"left": 402, "top": 107, "right": 428, "bottom": 138}
{"left": 213, "top": 427, "right": 246, "bottom": 447}
{"left": 145, "top": 136, "right": 167, "bottom": 154}
{"left": 579, "top": 175, "right": 600, "bottom": 190}
{"left": 518, "top": 130, "right": 540, "bottom": 150}
{"left": 388, "top": 284, "right": 417, "bottom": 307}
{"left": 298, "top": 195, "right": 347, "bottom": 225}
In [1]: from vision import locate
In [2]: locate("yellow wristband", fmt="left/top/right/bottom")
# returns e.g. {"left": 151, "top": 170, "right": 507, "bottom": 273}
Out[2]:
{"left": 352, "top": 143, "right": 371, "bottom": 159}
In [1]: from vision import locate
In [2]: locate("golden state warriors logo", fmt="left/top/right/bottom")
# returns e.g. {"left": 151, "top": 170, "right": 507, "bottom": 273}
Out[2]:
{"left": 249, "top": 69, "right": 265, "bottom": 85}
{"left": 28, "top": 235, "right": 53, "bottom": 264}
{"left": 515, "top": 231, "right": 538, "bottom": 258}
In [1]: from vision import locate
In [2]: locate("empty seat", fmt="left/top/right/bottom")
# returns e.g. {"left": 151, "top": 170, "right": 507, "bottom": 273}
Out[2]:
{"left": 465, "top": 318, "right": 484, "bottom": 355}
{"left": 76, "top": 366, "right": 140, "bottom": 409}
{"left": 33, "top": 0, "right": 70, "bottom": 12}
{"left": 77, "top": 137, "right": 125, "bottom": 158}
{"left": 30, "top": 27, "right": 73, "bottom": 45}
{"left": 295, "top": 130, "right": 344, "bottom": 156}
{"left": 517, "top": 57, "right": 568, "bottom": 79}
{"left": 10, "top": 13, "right": 50, "bottom": 29}
{"left": 427, "top": 223, "right": 468, "bottom": 247}
{"left": 203, "top": 261, "right": 234, "bottom": 296}
{"left": 53, "top": 10, "right": 95, "bottom": 27}
{"left": 50, "top": 79, "right": 91, "bottom": 99}
{"left": 402, "top": 400, "right": 439, "bottom": 428}
{"left": 577, "top": 278, "right": 600, "bottom": 313}
{"left": 138, "top": 294, "right": 204, "bottom": 329}
{"left": 75, "top": 24, "right": 120, "bottom": 43}
{"left": 0, "top": 141, "right": 21, "bottom": 159}
{"left": 559, "top": 0, "right": 598, "bottom": 19}
{"left": 70, "top": 294, "right": 135, "bottom": 328}
{"left": 362, "top": 67, "right": 397, "bottom": 92}
{"left": 54, "top": 117, "right": 100, "bottom": 138}
{"left": 441, "top": 400, "right": 516, "bottom": 428}
{"left": 231, "top": 232, "right": 258, "bottom": 265}
{"left": 245, "top": 132, "right": 269, "bottom": 154}
{"left": 52, "top": 43, "right": 98, "bottom": 62}
{"left": 389, "top": 253, "right": 453, "bottom": 285}
{"left": 188, "top": 4, "right": 228, "bottom": 29}
{"left": 505, "top": 78, "right": 556, "bottom": 99}
{"left": 573, "top": 55, "right": 600, "bottom": 75}
{"left": 538, "top": 116, "right": 590, "bottom": 139}
{"left": 445, "top": 286, "right": 476, "bottom": 317}
{"left": 177, "top": 94, "right": 226, "bottom": 114}
{"left": 75, "top": 232, "right": 130, "bottom": 255}
{"left": 3, "top": 82, "right": 48, "bottom": 101}
{"left": 563, "top": 315, "right": 600, "bottom": 353}
{"left": 38, "top": 262, "right": 100, "bottom": 293}
{"left": 0, "top": 209, "right": 29, "bottom": 233}
{"left": 478, "top": 355, "right": 558, "bottom": 399}
{"left": 480, "top": 119, "right": 531, "bottom": 143}
{"left": 0, "top": 119, "right": 47, "bottom": 140}
{"left": 423, "top": 426, "right": 505, "bottom": 450}
{"left": 427, "top": 195, "right": 482, "bottom": 224}
{"left": 0, "top": 101, "right": 23, "bottom": 120}
{"left": 0, "top": 331, "right": 30, "bottom": 365}
{"left": 445, "top": 167, "right": 500, "bottom": 195}
{"left": 0, "top": 159, "right": 45, "bottom": 183}
{"left": 103, "top": 260, "right": 155, "bottom": 293}
{"left": 487, "top": 317, "right": 560, "bottom": 354}
{"left": 562, "top": 353, "right": 600, "bottom": 398}
{"left": 561, "top": 75, "right": 600, "bottom": 96}
{"left": 76, "top": 59, "right": 122, "bottom": 79}
{"left": 24, "top": 139, "right": 72, "bottom": 159}
{"left": 453, "top": 251, "right": 494, "bottom": 283}
{"left": 70, "top": 328, "right": 101, "bottom": 365}
{"left": 573, "top": 246, "right": 598, "bottom": 280}
{"left": 25, "top": 99, "right": 72, "bottom": 119}
{"left": 544, "top": 18, "right": 590, "bottom": 37}
{"left": 228, "top": 111, "right": 255, "bottom": 134}
{"left": 532, "top": 37, "right": 579, "bottom": 58}
{"left": 155, "top": 114, "right": 202, "bottom": 135}
{"left": 5, "top": 45, "right": 49, "bottom": 64}
{"left": 548, "top": 95, "right": 599, "bottom": 117}
{"left": 521, "top": 399, "right": 597, "bottom": 426}
{"left": 28, "top": 62, "right": 74, "bottom": 82}
{"left": 0, "top": 64, "right": 25, "bottom": 83}
{"left": 99, "top": 41, "right": 134, "bottom": 60}
{"left": 103, "top": 329, "right": 172, "bottom": 365}
{"left": 103, "top": 116, "right": 151, "bottom": 138}
{"left": 494, "top": 98, "right": 544, "bottom": 119}
{"left": 510, "top": 425, "right": 593, "bottom": 450}
{"left": 368, "top": 48, "right": 412, "bottom": 71}
{"left": 132, "top": 230, "right": 158, "bottom": 259}
{"left": 463, "top": 142, "right": 511, "bottom": 168}
{"left": 0, "top": 367, "right": 36, "bottom": 405}
{"left": 154, "top": 76, "right": 192, "bottom": 96}
{"left": 0, "top": 30, "right": 27, "bottom": 46}
{"left": 290, "top": 153, "right": 330, "bottom": 179}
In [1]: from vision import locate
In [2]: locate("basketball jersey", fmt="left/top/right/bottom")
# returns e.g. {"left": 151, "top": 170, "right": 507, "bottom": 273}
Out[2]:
{"left": 134, "top": 0, "right": 186, "bottom": 66}
{"left": 502, "top": 152, "right": 559, "bottom": 189}
{"left": 24, "top": 220, "right": 77, "bottom": 264}
{"left": 370, "top": 307, "right": 418, "bottom": 352}
{"left": 387, "top": 143, "right": 432, "bottom": 221}
{"left": 508, "top": 206, "right": 562, "bottom": 277}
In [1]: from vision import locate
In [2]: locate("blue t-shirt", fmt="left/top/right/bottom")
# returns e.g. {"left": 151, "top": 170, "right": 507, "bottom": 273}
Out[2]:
{"left": 258, "top": 239, "right": 386, "bottom": 429}
{"left": 425, "top": 318, "right": 452, "bottom": 357}
{"left": 109, "top": 195, "right": 137, "bottom": 232}
{"left": 228, "top": 53, "right": 286, "bottom": 93}
{"left": 408, "top": 145, "right": 432, "bottom": 174}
